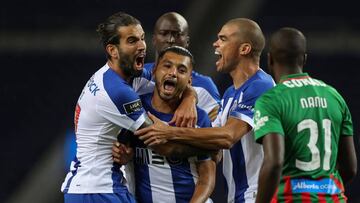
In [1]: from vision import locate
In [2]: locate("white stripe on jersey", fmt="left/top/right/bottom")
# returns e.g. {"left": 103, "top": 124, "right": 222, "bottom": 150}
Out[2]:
{"left": 223, "top": 149, "right": 236, "bottom": 201}
{"left": 194, "top": 86, "right": 219, "bottom": 114}
{"left": 149, "top": 164, "right": 176, "bottom": 203}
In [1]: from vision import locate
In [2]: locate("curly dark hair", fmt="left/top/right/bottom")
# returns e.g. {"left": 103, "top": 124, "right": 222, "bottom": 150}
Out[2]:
{"left": 96, "top": 12, "right": 141, "bottom": 58}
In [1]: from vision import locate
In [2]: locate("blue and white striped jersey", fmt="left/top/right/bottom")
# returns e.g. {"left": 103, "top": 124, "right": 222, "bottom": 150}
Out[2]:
{"left": 144, "top": 63, "right": 220, "bottom": 114}
{"left": 213, "top": 69, "right": 275, "bottom": 202}
{"left": 133, "top": 93, "right": 212, "bottom": 203}
{"left": 61, "top": 63, "right": 149, "bottom": 194}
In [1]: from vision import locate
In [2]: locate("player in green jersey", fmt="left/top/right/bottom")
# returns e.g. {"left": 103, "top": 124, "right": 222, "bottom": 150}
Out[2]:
{"left": 254, "top": 27, "right": 357, "bottom": 203}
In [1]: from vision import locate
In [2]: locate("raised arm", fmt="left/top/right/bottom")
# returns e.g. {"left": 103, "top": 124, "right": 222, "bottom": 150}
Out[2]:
{"left": 150, "top": 141, "right": 217, "bottom": 159}
{"left": 190, "top": 159, "right": 216, "bottom": 203}
{"left": 113, "top": 113, "right": 217, "bottom": 164}
{"left": 140, "top": 112, "right": 217, "bottom": 159}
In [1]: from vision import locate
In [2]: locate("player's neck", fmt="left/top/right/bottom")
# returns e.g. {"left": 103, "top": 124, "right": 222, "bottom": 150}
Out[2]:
{"left": 151, "top": 90, "right": 180, "bottom": 114}
{"left": 231, "top": 61, "right": 260, "bottom": 89}
{"left": 107, "top": 60, "right": 131, "bottom": 83}
{"left": 276, "top": 64, "right": 303, "bottom": 83}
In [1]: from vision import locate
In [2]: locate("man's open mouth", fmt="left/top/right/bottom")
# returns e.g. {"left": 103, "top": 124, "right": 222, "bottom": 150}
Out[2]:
{"left": 163, "top": 79, "right": 177, "bottom": 94}
{"left": 215, "top": 50, "right": 222, "bottom": 66}
{"left": 134, "top": 53, "right": 145, "bottom": 70}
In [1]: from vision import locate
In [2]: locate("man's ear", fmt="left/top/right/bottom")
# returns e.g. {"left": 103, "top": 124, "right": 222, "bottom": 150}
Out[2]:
{"left": 239, "top": 43, "right": 251, "bottom": 55}
{"left": 267, "top": 52, "right": 273, "bottom": 66}
{"left": 185, "top": 36, "right": 190, "bottom": 48}
{"left": 188, "top": 75, "right": 192, "bottom": 85}
{"left": 303, "top": 53, "right": 307, "bottom": 66}
{"left": 152, "top": 34, "right": 158, "bottom": 48}
{"left": 106, "top": 44, "right": 119, "bottom": 59}
{"left": 152, "top": 64, "right": 157, "bottom": 75}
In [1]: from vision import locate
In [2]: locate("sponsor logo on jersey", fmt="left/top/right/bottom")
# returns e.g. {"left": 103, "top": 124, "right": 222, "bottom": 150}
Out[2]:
{"left": 135, "top": 147, "right": 183, "bottom": 165}
{"left": 291, "top": 178, "right": 341, "bottom": 194}
{"left": 123, "top": 99, "right": 143, "bottom": 114}
{"left": 254, "top": 110, "right": 268, "bottom": 130}
{"left": 230, "top": 99, "right": 254, "bottom": 113}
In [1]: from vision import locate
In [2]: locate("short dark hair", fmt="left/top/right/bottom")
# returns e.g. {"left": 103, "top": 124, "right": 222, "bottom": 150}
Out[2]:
{"left": 269, "top": 27, "right": 306, "bottom": 67}
{"left": 156, "top": 46, "right": 195, "bottom": 68}
{"left": 96, "top": 12, "right": 140, "bottom": 48}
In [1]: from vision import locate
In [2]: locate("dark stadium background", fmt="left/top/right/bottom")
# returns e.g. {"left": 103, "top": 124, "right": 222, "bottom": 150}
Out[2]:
{"left": 1, "top": 0, "right": 360, "bottom": 202}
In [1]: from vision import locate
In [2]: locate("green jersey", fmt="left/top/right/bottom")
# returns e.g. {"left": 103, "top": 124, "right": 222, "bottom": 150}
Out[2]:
{"left": 254, "top": 73, "right": 353, "bottom": 202}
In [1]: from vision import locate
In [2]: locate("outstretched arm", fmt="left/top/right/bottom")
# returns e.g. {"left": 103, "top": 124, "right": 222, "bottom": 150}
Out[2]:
{"left": 255, "top": 133, "right": 284, "bottom": 203}
{"left": 136, "top": 114, "right": 251, "bottom": 150}
{"left": 150, "top": 141, "right": 217, "bottom": 159}
{"left": 190, "top": 159, "right": 216, "bottom": 203}
{"left": 337, "top": 135, "right": 357, "bottom": 184}
{"left": 113, "top": 112, "right": 217, "bottom": 163}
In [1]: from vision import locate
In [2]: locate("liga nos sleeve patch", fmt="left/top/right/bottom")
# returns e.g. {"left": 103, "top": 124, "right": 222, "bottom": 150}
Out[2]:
{"left": 123, "top": 99, "right": 143, "bottom": 114}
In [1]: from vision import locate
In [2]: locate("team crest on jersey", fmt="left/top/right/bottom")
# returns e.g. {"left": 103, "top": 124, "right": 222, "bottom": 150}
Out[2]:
{"left": 123, "top": 99, "right": 143, "bottom": 114}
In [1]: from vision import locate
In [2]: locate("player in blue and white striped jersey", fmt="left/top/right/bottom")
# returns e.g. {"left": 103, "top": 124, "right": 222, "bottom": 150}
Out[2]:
{"left": 133, "top": 46, "right": 215, "bottom": 203}
{"left": 136, "top": 18, "right": 275, "bottom": 203}
{"left": 61, "top": 12, "right": 198, "bottom": 203}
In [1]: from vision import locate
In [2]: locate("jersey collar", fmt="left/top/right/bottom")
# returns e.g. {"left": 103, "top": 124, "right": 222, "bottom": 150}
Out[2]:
{"left": 280, "top": 73, "right": 309, "bottom": 83}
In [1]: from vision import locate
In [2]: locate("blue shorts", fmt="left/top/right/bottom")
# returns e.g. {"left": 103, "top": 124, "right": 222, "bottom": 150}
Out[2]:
{"left": 64, "top": 192, "right": 136, "bottom": 203}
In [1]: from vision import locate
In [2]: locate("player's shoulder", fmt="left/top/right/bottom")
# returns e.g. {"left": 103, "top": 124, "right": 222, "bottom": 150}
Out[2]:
{"left": 102, "top": 67, "right": 139, "bottom": 103}
{"left": 257, "top": 84, "right": 282, "bottom": 104}
{"left": 139, "top": 92, "right": 153, "bottom": 108}
{"left": 245, "top": 78, "right": 274, "bottom": 100}
{"left": 144, "top": 62, "right": 155, "bottom": 71}
{"left": 249, "top": 70, "right": 275, "bottom": 91}
{"left": 223, "top": 85, "right": 235, "bottom": 96}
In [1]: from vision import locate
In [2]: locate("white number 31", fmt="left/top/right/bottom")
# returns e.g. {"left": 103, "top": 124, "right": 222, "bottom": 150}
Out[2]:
{"left": 296, "top": 119, "right": 331, "bottom": 171}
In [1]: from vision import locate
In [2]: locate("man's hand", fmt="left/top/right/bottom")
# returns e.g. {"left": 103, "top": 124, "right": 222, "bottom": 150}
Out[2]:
{"left": 112, "top": 142, "right": 134, "bottom": 165}
{"left": 135, "top": 112, "right": 172, "bottom": 147}
{"left": 169, "top": 85, "right": 197, "bottom": 127}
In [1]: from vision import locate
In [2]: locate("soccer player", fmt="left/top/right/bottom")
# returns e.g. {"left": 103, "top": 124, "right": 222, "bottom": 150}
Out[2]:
{"left": 145, "top": 12, "right": 220, "bottom": 121}
{"left": 60, "top": 12, "right": 197, "bottom": 203}
{"left": 135, "top": 18, "right": 275, "bottom": 203}
{"left": 133, "top": 46, "right": 215, "bottom": 203}
{"left": 254, "top": 27, "right": 357, "bottom": 203}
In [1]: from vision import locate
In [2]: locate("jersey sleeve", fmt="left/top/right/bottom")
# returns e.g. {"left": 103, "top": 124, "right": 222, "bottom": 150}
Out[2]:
{"left": 229, "top": 80, "right": 271, "bottom": 127}
{"left": 132, "top": 66, "right": 155, "bottom": 96}
{"left": 196, "top": 108, "right": 212, "bottom": 128}
{"left": 192, "top": 75, "right": 221, "bottom": 114}
{"left": 99, "top": 78, "right": 146, "bottom": 132}
{"left": 254, "top": 92, "right": 284, "bottom": 143}
{"left": 211, "top": 93, "right": 226, "bottom": 127}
